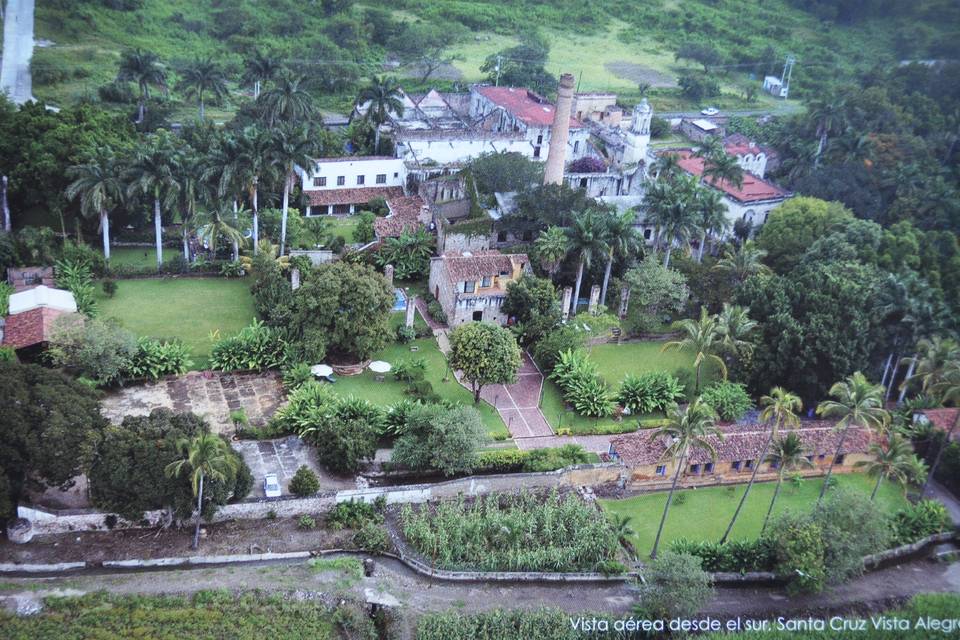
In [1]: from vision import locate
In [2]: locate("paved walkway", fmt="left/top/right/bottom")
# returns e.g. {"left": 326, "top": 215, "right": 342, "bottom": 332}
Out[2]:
{"left": 413, "top": 296, "right": 445, "bottom": 331}
{"left": 476, "top": 352, "right": 555, "bottom": 439}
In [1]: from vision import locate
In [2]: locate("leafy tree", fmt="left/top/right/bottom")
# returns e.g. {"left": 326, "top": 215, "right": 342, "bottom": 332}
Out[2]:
{"left": 165, "top": 432, "right": 239, "bottom": 549}
{"left": 530, "top": 324, "right": 584, "bottom": 374}
{"left": 357, "top": 75, "right": 404, "bottom": 154}
{"left": 448, "top": 322, "right": 522, "bottom": 403}
{"left": 288, "top": 465, "right": 320, "bottom": 497}
{"left": 89, "top": 409, "right": 249, "bottom": 523}
{"left": 634, "top": 551, "right": 713, "bottom": 619}
{"left": 297, "top": 394, "right": 381, "bottom": 474}
{"left": 505, "top": 183, "right": 599, "bottom": 237}
{"left": 650, "top": 398, "right": 722, "bottom": 558}
{"left": 662, "top": 307, "right": 727, "bottom": 394}
{"left": 65, "top": 147, "right": 125, "bottom": 261}
{"left": 675, "top": 41, "right": 723, "bottom": 72}
{"left": 678, "top": 73, "right": 720, "bottom": 101}
{"left": 816, "top": 371, "right": 891, "bottom": 505}
{"left": 290, "top": 261, "right": 394, "bottom": 362}
{"left": 392, "top": 404, "right": 488, "bottom": 476}
{"left": 374, "top": 228, "right": 434, "bottom": 279}
{"left": 756, "top": 197, "right": 858, "bottom": 274}
{"left": 117, "top": 48, "right": 167, "bottom": 124}
{"left": 470, "top": 152, "right": 543, "bottom": 196}
{"left": 761, "top": 431, "right": 813, "bottom": 534}
{"left": 481, "top": 36, "right": 557, "bottom": 93}
{"left": 47, "top": 315, "right": 137, "bottom": 385}
{"left": 622, "top": 254, "right": 689, "bottom": 334}
{"left": 178, "top": 57, "right": 229, "bottom": 121}
{"left": 769, "top": 511, "right": 827, "bottom": 594}
{"left": 712, "top": 241, "right": 770, "bottom": 285}
{"left": 814, "top": 486, "right": 892, "bottom": 584}
{"left": 502, "top": 275, "right": 561, "bottom": 346}
{"left": 390, "top": 21, "right": 467, "bottom": 83}
{"left": 700, "top": 381, "right": 753, "bottom": 422}
{"left": 0, "top": 362, "right": 108, "bottom": 518}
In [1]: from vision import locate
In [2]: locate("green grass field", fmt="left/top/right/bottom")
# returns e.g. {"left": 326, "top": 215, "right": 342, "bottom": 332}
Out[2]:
{"left": 326, "top": 216, "right": 360, "bottom": 243}
{"left": 540, "top": 340, "right": 720, "bottom": 435}
{"left": 599, "top": 473, "right": 909, "bottom": 557}
{"left": 328, "top": 315, "right": 509, "bottom": 439}
{"left": 106, "top": 246, "right": 181, "bottom": 267}
{"left": 94, "top": 277, "right": 257, "bottom": 368}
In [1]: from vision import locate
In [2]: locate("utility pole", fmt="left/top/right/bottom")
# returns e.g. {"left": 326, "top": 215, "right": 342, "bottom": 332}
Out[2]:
{"left": 780, "top": 55, "right": 796, "bottom": 100}
{"left": 495, "top": 55, "right": 502, "bottom": 86}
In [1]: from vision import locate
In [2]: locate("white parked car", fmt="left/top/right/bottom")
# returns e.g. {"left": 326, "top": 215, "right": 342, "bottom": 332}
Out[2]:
{"left": 263, "top": 473, "right": 282, "bottom": 498}
{"left": 700, "top": 106, "right": 720, "bottom": 116}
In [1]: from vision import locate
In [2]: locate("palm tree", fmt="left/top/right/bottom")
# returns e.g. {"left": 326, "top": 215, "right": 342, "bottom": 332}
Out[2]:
{"left": 857, "top": 433, "right": 924, "bottom": 500}
{"left": 662, "top": 307, "right": 727, "bottom": 394}
{"left": 358, "top": 76, "right": 405, "bottom": 154}
{"left": 2, "top": 175, "right": 10, "bottom": 232}
{"left": 65, "top": 147, "right": 125, "bottom": 261}
{"left": 195, "top": 203, "right": 247, "bottom": 259}
{"left": 717, "top": 303, "right": 757, "bottom": 364}
{"left": 712, "top": 241, "right": 770, "bottom": 284}
{"left": 117, "top": 48, "right": 167, "bottom": 124}
{"left": 174, "top": 150, "right": 209, "bottom": 262}
{"left": 650, "top": 398, "right": 722, "bottom": 558}
{"left": 761, "top": 431, "right": 813, "bottom": 534}
{"left": 610, "top": 514, "right": 636, "bottom": 555}
{"left": 600, "top": 210, "right": 639, "bottom": 306}
{"left": 643, "top": 174, "right": 699, "bottom": 267}
{"left": 808, "top": 93, "right": 847, "bottom": 166}
{"left": 178, "top": 57, "right": 229, "bottom": 121}
{"left": 202, "top": 133, "right": 246, "bottom": 261}
{"left": 650, "top": 152, "right": 681, "bottom": 181}
{"left": 720, "top": 387, "right": 801, "bottom": 543}
{"left": 815, "top": 372, "right": 890, "bottom": 505}
{"left": 907, "top": 336, "right": 959, "bottom": 397}
{"left": 533, "top": 226, "right": 567, "bottom": 282}
{"left": 243, "top": 50, "right": 281, "bottom": 99}
{"left": 565, "top": 210, "right": 609, "bottom": 318}
{"left": 236, "top": 126, "right": 276, "bottom": 255}
{"left": 693, "top": 186, "right": 728, "bottom": 262}
{"left": 702, "top": 152, "right": 744, "bottom": 191}
{"left": 921, "top": 359, "right": 960, "bottom": 496}
{"left": 693, "top": 136, "right": 726, "bottom": 161}
{"left": 125, "top": 134, "right": 181, "bottom": 270}
{"left": 259, "top": 70, "right": 316, "bottom": 126}
{"left": 164, "top": 432, "right": 238, "bottom": 550}
{"left": 269, "top": 124, "right": 317, "bottom": 256}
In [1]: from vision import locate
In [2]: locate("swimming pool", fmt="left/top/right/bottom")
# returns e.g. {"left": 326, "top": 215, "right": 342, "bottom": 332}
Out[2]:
{"left": 392, "top": 288, "right": 407, "bottom": 312}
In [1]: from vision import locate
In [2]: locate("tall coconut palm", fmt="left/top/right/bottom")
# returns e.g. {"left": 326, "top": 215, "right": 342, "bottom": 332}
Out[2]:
{"left": 650, "top": 398, "right": 722, "bottom": 558}
{"left": 259, "top": 71, "right": 316, "bottom": 126}
{"left": 857, "top": 433, "right": 924, "bottom": 501}
{"left": 761, "top": 431, "right": 813, "bottom": 534}
{"left": 202, "top": 133, "right": 246, "bottom": 261}
{"left": 600, "top": 209, "right": 639, "bottom": 306}
{"left": 243, "top": 50, "right": 281, "bottom": 99}
{"left": 117, "top": 48, "right": 167, "bottom": 124}
{"left": 922, "top": 359, "right": 960, "bottom": 496}
{"left": 693, "top": 135, "right": 726, "bottom": 161}
{"left": 195, "top": 203, "right": 247, "bottom": 259}
{"left": 235, "top": 126, "right": 276, "bottom": 255}
{"left": 712, "top": 241, "right": 770, "bottom": 284}
{"left": 174, "top": 150, "right": 209, "bottom": 262}
{"left": 179, "top": 57, "right": 229, "bottom": 121}
{"left": 533, "top": 225, "right": 567, "bottom": 282}
{"left": 907, "top": 336, "right": 959, "bottom": 398}
{"left": 643, "top": 174, "right": 699, "bottom": 267}
{"left": 164, "top": 432, "right": 238, "bottom": 550}
{"left": 717, "top": 303, "right": 757, "bottom": 364}
{"left": 65, "top": 147, "right": 125, "bottom": 261}
{"left": 125, "top": 134, "right": 181, "bottom": 270}
{"left": 702, "top": 152, "right": 744, "bottom": 191}
{"left": 720, "top": 387, "right": 801, "bottom": 543}
{"left": 662, "top": 306, "right": 727, "bottom": 394}
{"left": 565, "top": 210, "right": 609, "bottom": 318}
{"left": 358, "top": 76, "right": 405, "bottom": 154}
{"left": 693, "top": 186, "right": 728, "bottom": 262}
{"left": 2, "top": 175, "right": 11, "bottom": 232}
{"left": 650, "top": 151, "right": 681, "bottom": 181}
{"left": 269, "top": 123, "right": 317, "bottom": 256}
{"left": 815, "top": 372, "right": 890, "bottom": 505}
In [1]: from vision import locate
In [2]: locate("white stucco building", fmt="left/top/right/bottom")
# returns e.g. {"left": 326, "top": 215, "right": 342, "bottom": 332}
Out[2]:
{"left": 300, "top": 156, "right": 407, "bottom": 215}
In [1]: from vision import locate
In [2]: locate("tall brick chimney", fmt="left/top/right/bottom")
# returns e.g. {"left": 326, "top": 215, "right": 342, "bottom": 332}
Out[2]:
{"left": 543, "top": 73, "right": 575, "bottom": 186}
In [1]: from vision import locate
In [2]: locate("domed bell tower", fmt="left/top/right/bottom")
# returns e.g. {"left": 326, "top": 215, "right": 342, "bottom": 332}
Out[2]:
{"left": 622, "top": 98, "right": 652, "bottom": 165}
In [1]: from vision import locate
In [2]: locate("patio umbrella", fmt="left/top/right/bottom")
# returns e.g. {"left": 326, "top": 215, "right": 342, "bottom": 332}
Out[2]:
{"left": 368, "top": 361, "right": 392, "bottom": 374}
{"left": 311, "top": 364, "right": 333, "bottom": 377}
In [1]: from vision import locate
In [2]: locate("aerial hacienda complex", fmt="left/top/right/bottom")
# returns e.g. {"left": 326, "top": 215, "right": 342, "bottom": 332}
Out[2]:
{"left": 1, "top": 0, "right": 960, "bottom": 637}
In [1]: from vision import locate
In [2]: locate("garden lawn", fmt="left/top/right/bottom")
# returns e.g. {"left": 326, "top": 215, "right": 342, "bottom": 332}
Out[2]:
{"left": 599, "top": 473, "right": 909, "bottom": 558}
{"left": 541, "top": 340, "right": 720, "bottom": 435}
{"left": 94, "top": 277, "right": 257, "bottom": 369}
{"left": 105, "top": 246, "right": 181, "bottom": 268}
{"left": 326, "top": 216, "right": 360, "bottom": 243}
{"left": 327, "top": 320, "right": 509, "bottom": 439}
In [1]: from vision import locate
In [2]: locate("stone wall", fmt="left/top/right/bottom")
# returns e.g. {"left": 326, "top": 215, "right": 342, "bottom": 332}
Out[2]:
{"left": 439, "top": 230, "right": 490, "bottom": 255}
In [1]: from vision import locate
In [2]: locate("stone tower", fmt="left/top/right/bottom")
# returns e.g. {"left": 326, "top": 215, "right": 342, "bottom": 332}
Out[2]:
{"left": 543, "top": 73, "right": 576, "bottom": 186}
{"left": 622, "top": 98, "right": 652, "bottom": 165}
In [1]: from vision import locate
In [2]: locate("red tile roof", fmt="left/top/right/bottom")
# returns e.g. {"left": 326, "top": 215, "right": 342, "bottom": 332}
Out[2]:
{"left": 375, "top": 195, "right": 429, "bottom": 239}
{"left": 314, "top": 156, "right": 397, "bottom": 163}
{"left": 475, "top": 86, "right": 582, "bottom": 129}
{"left": 1, "top": 307, "right": 72, "bottom": 349}
{"left": 921, "top": 409, "right": 960, "bottom": 439}
{"left": 438, "top": 251, "right": 529, "bottom": 283}
{"left": 306, "top": 186, "right": 403, "bottom": 207}
{"left": 610, "top": 420, "right": 873, "bottom": 467}
{"left": 675, "top": 150, "right": 789, "bottom": 203}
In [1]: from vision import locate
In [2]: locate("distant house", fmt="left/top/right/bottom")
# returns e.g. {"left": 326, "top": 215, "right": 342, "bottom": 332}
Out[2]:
{"left": 914, "top": 408, "right": 960, "bottom": 441}
{"left": 680, "top": 118, "right": 723, "bottom": 142}
{"left": 428, "top": 250, "right": 530, "bottom": 325}
{"left": 723, "top": 133, "right": 780, "bottom": 178}
{"left": 299, "top": 156, "right": 406, "bottom": 216}
{"left": 609, "top": 420, "right": 874, "bottom": 491}
{"left": 1, "top": 285, "right": 79, "bottom": 358}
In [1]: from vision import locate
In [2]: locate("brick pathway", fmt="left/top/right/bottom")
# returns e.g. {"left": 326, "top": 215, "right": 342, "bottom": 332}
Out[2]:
{"left": 476, "top": 352, "right": 555, "bottom": 439}
{"left": 413, "top": 296, "right": 446, "bottom": 331}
